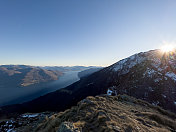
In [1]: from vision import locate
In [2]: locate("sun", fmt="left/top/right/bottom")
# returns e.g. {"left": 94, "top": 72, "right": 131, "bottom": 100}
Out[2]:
{"left": 160, "top": 44, "right": 175, "bottom": 53}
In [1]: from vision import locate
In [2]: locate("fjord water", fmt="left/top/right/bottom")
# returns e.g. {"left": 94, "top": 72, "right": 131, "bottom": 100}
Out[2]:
{"left": 0, "top": 71, "right": 80, "bottom": 106}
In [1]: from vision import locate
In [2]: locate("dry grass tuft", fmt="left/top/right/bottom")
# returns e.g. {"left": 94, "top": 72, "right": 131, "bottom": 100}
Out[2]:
{"left": 35, "top": 94, "right": 176, "bottom": 132}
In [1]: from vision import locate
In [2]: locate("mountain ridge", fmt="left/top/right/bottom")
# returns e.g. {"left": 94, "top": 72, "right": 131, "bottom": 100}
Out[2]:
{"left": 35, "top": 94, "right": 176, "bottom": 132}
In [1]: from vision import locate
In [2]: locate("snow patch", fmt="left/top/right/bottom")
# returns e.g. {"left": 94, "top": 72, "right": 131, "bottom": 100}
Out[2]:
{"left": 113, "top": 54, "right": 145, "bottom": 74}
{"left": 148, "top": 87, "right": 154, "bottom": 92}
{"left": 107, "top": 89, "right": 113, "bottom": 95}
{"left": 151, "top": 58, "right": 161, "bottom": 68}
{"left": 21, "top": 113, "right": 39, "bottom": 118}
{"left": 152, "top": 101, "right": 160, "bottom": 106}
{"left": 154, "top": 78, "right": 162, "bottom": 82}
{"left": 86, "top": 82, "right": 94, "bottom": 86}
{"left": 113, "top": 58, "right": 128, "bottom": 71}
{"left": 147, "top": 69, "right": 155, "bottom": 75}
{"left": 107, "top": 86, "right": 117, "bottom": 96}
{"left": 7, "top": 129, "right": 13, "bottom": 132}
{"left": 161, "top": 94, "right": 167, "bottom": 98}
{"left": 143, "top": 68, "right": 156, "bottom": 77}
{"left": 174, "top": 102, "right": 176, "bottom": 105}
{"left": 165, "top": 72, "right": 176, "bottom": 81}
{"left": 157, "top": 68, "right": 162, "bottom": 72}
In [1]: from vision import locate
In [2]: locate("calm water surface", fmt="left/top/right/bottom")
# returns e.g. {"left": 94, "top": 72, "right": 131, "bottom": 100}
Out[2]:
{"left": 0, "top": 71, "right": 80, "bottom": 106}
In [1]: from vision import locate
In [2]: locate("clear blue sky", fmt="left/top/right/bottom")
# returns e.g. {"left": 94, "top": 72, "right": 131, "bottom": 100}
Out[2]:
{"left": 0, "top": 0, "right": 176, "bottom": 66}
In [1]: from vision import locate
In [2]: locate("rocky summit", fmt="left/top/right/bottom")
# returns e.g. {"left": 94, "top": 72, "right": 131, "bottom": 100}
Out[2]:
{"left": 34, "top": 95, "right": 176, "bottom": 132}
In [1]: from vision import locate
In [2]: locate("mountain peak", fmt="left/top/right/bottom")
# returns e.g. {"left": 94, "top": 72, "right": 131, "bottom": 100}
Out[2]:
{"left": 109, "top": 49, "right": 176, "bottom": 76}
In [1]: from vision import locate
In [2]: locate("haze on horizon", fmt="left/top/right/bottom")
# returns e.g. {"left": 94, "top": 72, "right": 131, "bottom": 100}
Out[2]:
{"left": 1, "top": 0, "right": 176, "bottom": 66}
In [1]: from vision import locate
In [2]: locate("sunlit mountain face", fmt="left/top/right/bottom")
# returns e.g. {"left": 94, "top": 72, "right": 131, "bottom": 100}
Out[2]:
{"left": 110, "top": 49, "right": 176, "bottom": 75}
{"left": 107, "top": 49, "right": 176, "bottom": 109}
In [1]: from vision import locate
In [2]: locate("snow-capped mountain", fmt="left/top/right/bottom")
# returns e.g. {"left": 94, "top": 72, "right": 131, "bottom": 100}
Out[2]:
{"left": 105, "top": 49, "right": 176, "bottom": 112}
{"left": 110, "top": 49, "right": 176, "bottom": 76}
{"left": 0, "top": 49, "right": 176, "bottom": 117}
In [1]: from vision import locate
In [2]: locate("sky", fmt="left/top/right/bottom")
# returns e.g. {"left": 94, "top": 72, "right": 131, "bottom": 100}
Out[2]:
{"left": 0, "top": 0, "right": 176, "bottom": 66}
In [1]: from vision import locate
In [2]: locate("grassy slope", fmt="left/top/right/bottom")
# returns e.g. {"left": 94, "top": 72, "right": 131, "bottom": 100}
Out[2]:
{"left": 35, "top": 94, "right": 176, "bottom": 132}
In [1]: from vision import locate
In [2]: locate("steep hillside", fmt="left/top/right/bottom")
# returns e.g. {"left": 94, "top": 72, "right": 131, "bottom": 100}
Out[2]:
{"left": 1, "top": 49, "right": 176, "bottom": 117}
{"left": 0, "top": 65, "right": 63, "bottom": 87}
{"left": 8, "top": 95, "right": 175, "bottom": 132}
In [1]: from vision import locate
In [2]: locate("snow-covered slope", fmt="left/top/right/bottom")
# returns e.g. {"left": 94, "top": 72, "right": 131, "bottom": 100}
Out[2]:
{"left": 110, "top": 49, "right": 176, "bottom": 75}
{"left": 105, "top": 49, "right": 176, "bottom": 112}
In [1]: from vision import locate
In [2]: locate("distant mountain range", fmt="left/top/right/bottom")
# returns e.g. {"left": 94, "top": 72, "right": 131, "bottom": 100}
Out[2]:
{"left": 1, "top": 49, "right": 176, "bottom": 118}
{"left": 0, "top": 65, "right": 63, "bottom": 87}
{"left": 0, "top": 65, "right": 99, "bottom": 88}
{"left": 41, "top": 66, "right": 100, "bottom": 72}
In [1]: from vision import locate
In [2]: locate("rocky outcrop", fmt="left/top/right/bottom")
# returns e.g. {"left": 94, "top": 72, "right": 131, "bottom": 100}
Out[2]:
{"left": 57, "top": 122, "right": 80, "bottom": 132}
{"left": 35, "top": 95, "right": 176, "bottom": 132}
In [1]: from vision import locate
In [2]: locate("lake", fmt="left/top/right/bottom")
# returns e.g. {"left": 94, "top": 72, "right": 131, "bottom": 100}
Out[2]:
{"left": 0, "top": 71, "right": 80, "bottom": 106}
